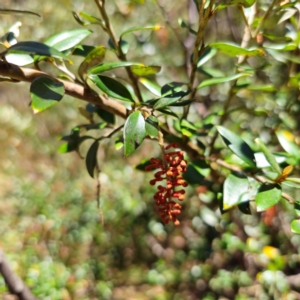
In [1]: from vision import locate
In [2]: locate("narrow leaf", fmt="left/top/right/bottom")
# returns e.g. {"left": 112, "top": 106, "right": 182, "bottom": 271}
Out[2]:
{"left": 121, "top": 25, "right": 162, "bottom": 38}
{"left": 154, "top": 97, "right": 181, "bottom": 109}
{"left": 255, "top": 183, "right": 281, "bottom": 212}
{"left": 45, "top": 29, "right": 92, "bottom": 52}
{"left": 217, "top": 126, "right": 256, "bottom": 167}
{"left": 86, "top": 140, "right": 99, "bottom": 178}
{"left": 89, "top": 75, "right": 134, "bottom": 102}
{"left": 197, "top": 73, "right": 251, "bottom": 89}
{"left": 255, "top": 138, "right": 281, "bottom": 175}
{"left": 131, "top": 65, "right": 161, "bottom": 76}
{"left": 210, "top": 42, "right": 265, "bottom": 57}
{"left": 124, "top": 111, "right": 146, "bottom": 156}
{"left": 139, "top": 78, "right": 161, "bottom": 96}
{"left": 30, "top": 77, "right": 64, "bottom": 113}
{"left": 88, "top": 61, "right": 142, "bottom": 74}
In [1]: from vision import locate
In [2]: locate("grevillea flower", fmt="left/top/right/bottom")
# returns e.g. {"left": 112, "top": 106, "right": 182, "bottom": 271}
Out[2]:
{"left": 145, "top": 143, "right": 188, "bottom": 225}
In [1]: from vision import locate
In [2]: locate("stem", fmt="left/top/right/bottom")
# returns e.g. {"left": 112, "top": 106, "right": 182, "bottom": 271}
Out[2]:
{"left": 94, "top": 0, "right": 143, "bottom": 103}
{"left": 184, "top": 0, "right": 215, "bottom": 118}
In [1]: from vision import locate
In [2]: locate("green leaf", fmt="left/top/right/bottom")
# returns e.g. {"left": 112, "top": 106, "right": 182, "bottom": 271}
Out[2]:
{"left": 169, "top": 100, "right": 193, "bottom": 107}
{"left": 72, "top": 45, "right": 95, "bottom": 57}
{"left": 247, "top": 85, "right": 276, "bottom": 92}
{"left": 294, "top": 202, "right": 300, "bottom": 217}
{"left": 30, "top": 77, "right": 64, "bottom": 113}
{"left": 197, "top": 47, "right": 218, "bottom": 68}
{"left": 217, "top": 126, "right": 256, "bottom": 167}
{"left": 180, "top": 119, "right": 197, "bottom": 137}
{"left": 88, "top": 75, "right": 134, "bottom": 102}
{"left": 59, "top": 135, "right": 93, "bottom": 153}
{"left": 161, "top": 82, "right": 189, "bottom": 97}
{"left": 124, "top": 111, "right": 146, "bottom": 156}
{"left": 238, "top": 201, "right": 252, "bottom": 215}
{"left": 85, "top": 104, "right": 116, "bottom": 124}
{"left": 223, "top": 173, "right": 249, "bottom": 210}
{"left": 86, "top": 140, "right": 99, "bottom": 178}
{"left": 3, "top": 41, "right": 72, "bottom": 63}
{"left": 156, "top": 108, "right": 179, "bottom": 119}
{"left": 255, "top": 183, "right": 281, "bottom": 212}
{"left": 120, "top": 25, "right": 162, "bottom": 38}
{"left": 88, "top": 61, "right": 142, "bottom": 74}
{"left": 210, "top": 42, "right": 265, "bottom": 57}
{"left": 197, "top": 73, "right": 251, "bottom": 89}
{"left": 4, "top": 53, "right": 34, "bottom": 66}
{"left": 115, "top": 137, "right": 124, "bottom": 150}
{"left": 178, "top": 19, "right": 197, "bottom": 35}
{"left": 135, "top": 159, "right": 153, "bottom": 171}
{"left": 45, "top": 29, "right": 92, "bottom": 52}
{"left": 78, "top": 46, "right": 106, "bottom": 80}
{"left": 276, "top": 130, "right": 300, "bottom": 158}
{"left": 78, "top": 11, "right": 104, "bottom": 26}
{"left": 131, "top": 65, "right": 161, "bottom": 76}
{"left": 254, "top": 152, "right": 287, "bottom": 168}
{"left": 255, "top": 138, "right": 281, "bottom": 175}
{"left": 230, "top": 0, "right": 255, "bottom": 8}
{"left": 108, "top": 38, "right": 129, "bottom": 54}
{"left": 154, "top": 97, "right": 182, "bottom": 109}
{"left": 291, "top": 219, "right": 300, "bottom": 234}
{"left": 183, "top": 160, "right": 210, "bottom": 184}
{"left": 145, "top": 115, "right": 159, "bottom": 138}
{"left": 139, "top": 78, "right": 161, "bottom": 96}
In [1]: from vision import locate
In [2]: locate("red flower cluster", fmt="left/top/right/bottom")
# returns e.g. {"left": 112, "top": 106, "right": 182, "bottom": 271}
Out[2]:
{"left": 145, "top": 143, "right": 188, "bottom": 225}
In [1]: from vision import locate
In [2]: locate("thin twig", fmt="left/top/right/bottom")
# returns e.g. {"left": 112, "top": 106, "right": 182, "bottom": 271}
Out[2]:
{"left": 94, "top": 0, "right": 143, "bottom": 103}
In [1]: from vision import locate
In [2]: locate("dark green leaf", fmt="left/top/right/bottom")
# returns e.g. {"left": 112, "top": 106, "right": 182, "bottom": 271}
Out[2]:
{"left": 238, "top": 201, "right": 252, "bottom": 215}
{"left": 89, "top": 75, "right": 134, "bottom": 102}
{"left": 3, "top": 41, "right": 72, "bottom": 63}
{"left": 45, "top": 29, "right": 92, "bottom": 52}
{"left": 180, "top": 119, "right": 197, "bottom": 137}
{"left": 161, "top": 82, "right": 189, "bottom": 97}
{"left": 86, "top": 140, "right": 99, "bottom": 178}
{"left": 255, "top": 183, "right": 281, "bottom": 212}
{"left": 145, "top": 115, "right": 159, "bottom": 138}
{"left": 72, "top": 45, "right": 95, "bottom": 57}
{"left": 183, "top": 160, "right": 210, "bottom": 185}
{"left": 135, "top": 159, "right": 153, "bottom": 171}
{"left": 30, "top": 77, "right": 64, "bottom": 113}
{"left": 217, "top": 126, "right": 256, "bottom": 167}
{"left": 156, "top": 108, "right": 179, "bottom": 119}
{"left": 124, "top": 111, "right": 146, "bottom": 156}
{"left": 294, "top": 202, "right": 300, "bottom": 217}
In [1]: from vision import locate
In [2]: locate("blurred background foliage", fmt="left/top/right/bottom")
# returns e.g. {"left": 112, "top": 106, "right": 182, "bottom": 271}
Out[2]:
{"left": 1, "top": 0, "right": 300, "bottom": 299}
